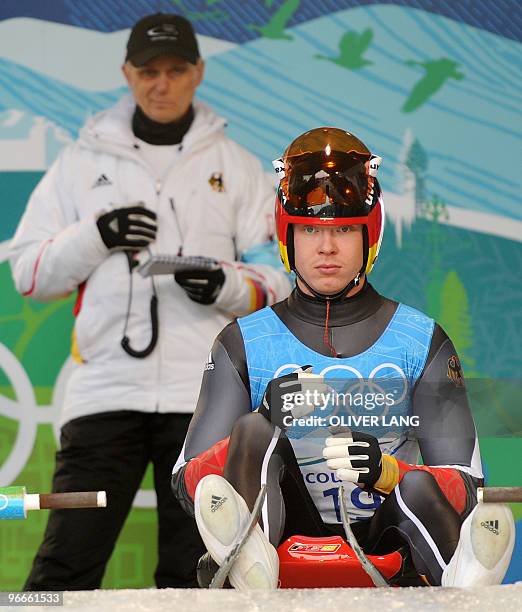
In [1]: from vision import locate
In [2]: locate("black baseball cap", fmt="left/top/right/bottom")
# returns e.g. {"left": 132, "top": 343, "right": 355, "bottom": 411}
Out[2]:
{"left": 125, "top": 14, "right": 200, "bottom": 66}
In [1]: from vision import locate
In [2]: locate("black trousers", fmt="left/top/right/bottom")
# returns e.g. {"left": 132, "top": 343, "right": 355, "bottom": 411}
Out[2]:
{"left": 25, "top": 411, "right": 204, "bottom": 591}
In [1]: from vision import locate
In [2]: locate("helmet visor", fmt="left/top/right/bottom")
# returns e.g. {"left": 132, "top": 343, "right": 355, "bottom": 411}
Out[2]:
{"left": 277, "top": 128, "right": 381, "bottom": 219}
{"left": 280, "top": 150, "right": 379, "bottom": 218}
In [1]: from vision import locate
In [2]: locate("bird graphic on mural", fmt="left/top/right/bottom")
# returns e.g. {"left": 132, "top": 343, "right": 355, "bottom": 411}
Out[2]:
{"left": 315, "top": 29, "right": 374, "bottom": 69}
{"left": 171, "top": 0, "right": 227, "bottom": 21}
{"left": 248, "top": 0, "right": 301, "bottom": 40}
{"left": 402, "top": 58, "right": 465, "bottom": 113}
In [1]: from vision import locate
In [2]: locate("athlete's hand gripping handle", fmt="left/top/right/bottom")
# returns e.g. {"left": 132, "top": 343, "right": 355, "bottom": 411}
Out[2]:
{"left": 258, "top": 366, "right": 330, "bottom": 430}
{"left": 323, "top": 431, "right": 387, "bottom": 489}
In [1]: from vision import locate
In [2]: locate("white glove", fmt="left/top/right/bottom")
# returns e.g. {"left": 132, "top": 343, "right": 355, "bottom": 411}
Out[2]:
{"left": 323, "top": 431, "right": 383, "bottom": 487}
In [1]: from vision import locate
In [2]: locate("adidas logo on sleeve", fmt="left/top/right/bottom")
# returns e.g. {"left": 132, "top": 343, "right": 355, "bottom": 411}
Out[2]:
{"left": 92, "top": 174, "right": 113, "bottom": 188}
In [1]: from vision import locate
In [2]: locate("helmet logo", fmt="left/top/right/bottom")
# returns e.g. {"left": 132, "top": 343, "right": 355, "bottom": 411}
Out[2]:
{"left": 368, "top": 155, "right": 382, "bottom": 177}
{"left": 272, "top": 158, "right": 286, "bottom": 179}
{"left": 365, "top": 178, "right": 375, "bottom": 208}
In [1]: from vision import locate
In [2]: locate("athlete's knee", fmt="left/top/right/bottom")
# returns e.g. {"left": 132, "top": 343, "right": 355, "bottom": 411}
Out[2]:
{"left": 400, "top": 469, "right": 438, "bottom": 491}
{"left": 176, "top": 438, "right": 231, "bottom": 513}
{"left": 398, "top": 469, "right": 447, "bottom": 511}
{"left": 230, "top": 413, "right": 274, "bottom": 447}
{"left": 228, "top": 413, "right": 276, "bottom": 462}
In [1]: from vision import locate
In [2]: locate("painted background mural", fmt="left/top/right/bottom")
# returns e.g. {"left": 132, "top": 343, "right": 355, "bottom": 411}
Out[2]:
{"left": 0, "top": 0, "right": 521, "bottom": 589}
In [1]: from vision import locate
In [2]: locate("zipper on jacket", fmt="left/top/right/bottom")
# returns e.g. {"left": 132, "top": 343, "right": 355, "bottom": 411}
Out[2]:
{"left": 155, "top": 187, "right": 161, "bottom": 414}
{"left": 169, "top": 198, "right": 184, "bottom": 256}
{"left": 154, "top": 176, "right": 162, "bottom": 413}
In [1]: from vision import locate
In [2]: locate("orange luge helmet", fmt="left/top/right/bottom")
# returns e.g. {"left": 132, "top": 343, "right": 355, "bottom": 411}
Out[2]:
{"left": 273, "top": 127, "right": 384, "bottom": 276}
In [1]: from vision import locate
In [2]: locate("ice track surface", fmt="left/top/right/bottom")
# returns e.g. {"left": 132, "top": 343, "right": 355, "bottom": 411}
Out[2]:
{"left": 15, "top": 583, "right": 522, "bottom": 612}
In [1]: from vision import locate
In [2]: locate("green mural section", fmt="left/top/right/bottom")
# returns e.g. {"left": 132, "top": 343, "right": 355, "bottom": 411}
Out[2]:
{"left": 0, "top": 273, "right": 73, "bottom": 387}
{"left": 1, "top": 173, "right": 43, "bottom": 242}
{"left": 0, "top": 244, "right": 160, "bottom": 589}
{"left": 0, "top": 425, "right": 158, "bottom": 589}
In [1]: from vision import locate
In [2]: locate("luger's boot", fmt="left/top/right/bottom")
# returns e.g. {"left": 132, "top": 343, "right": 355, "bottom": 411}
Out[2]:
{"left": 194, "top": 474, "right": 279, "bottom": 590}
{"left": 442, "top": 502, "right": 515, "bottom": 586}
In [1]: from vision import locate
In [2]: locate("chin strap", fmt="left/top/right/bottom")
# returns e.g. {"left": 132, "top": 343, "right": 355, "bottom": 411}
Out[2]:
{"left": 293, "top": 268, "right": 362, "bottom": 303}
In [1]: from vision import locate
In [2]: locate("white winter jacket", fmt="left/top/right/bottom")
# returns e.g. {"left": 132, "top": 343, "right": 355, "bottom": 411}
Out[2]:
{"left": 9, "top": 96, "right": 290, "bottom": 425}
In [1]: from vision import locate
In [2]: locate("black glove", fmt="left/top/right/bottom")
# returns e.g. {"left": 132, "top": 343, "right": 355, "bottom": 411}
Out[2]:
{"left": 175, "top": 268, "right": 225, "bottom": 305}
{"left": 323, "top": 430, "right": 382, "bottom": 487}
{"left": 258, "top": 366, "right": 330, "bottom": 430}
{"left": 97, "top": 205, "right": 157, "bottom": 251}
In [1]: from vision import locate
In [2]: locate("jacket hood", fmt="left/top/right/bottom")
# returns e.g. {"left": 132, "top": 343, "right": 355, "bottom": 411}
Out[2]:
{"left": 78, "top": 94, "right": 227, "bottom": 157}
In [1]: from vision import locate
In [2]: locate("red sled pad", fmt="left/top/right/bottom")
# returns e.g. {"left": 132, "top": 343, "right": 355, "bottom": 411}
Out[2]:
{"left": 278, "top": 535, "right": 402, "bottom": 588}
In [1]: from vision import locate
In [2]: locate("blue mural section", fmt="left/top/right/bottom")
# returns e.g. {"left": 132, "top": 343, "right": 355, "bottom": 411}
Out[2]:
{"left": 0, "top": 60, "right": 124, "bottom": 137}
{"left": 1, "top": 0, "right": 521, "bottom": 42}
{"left": 1, "top": 7, "right": 520, "bottom": 219}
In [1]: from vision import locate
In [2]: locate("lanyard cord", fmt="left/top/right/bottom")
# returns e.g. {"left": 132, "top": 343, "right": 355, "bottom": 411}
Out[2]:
{"left": 121, "top": 251, "right": 159, "bottom": 359}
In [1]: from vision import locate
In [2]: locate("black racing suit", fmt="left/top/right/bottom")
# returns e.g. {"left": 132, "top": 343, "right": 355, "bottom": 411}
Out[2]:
{"left": 172, "top": 282, "right": 483, "bottom": 585}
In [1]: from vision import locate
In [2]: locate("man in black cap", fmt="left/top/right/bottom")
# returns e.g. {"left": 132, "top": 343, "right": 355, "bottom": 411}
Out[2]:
{"left": 123, "top": 14, "right": 203, "bottom": 128}
{"left": 11, "top": 13, "right": 290, "bottom": 591}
